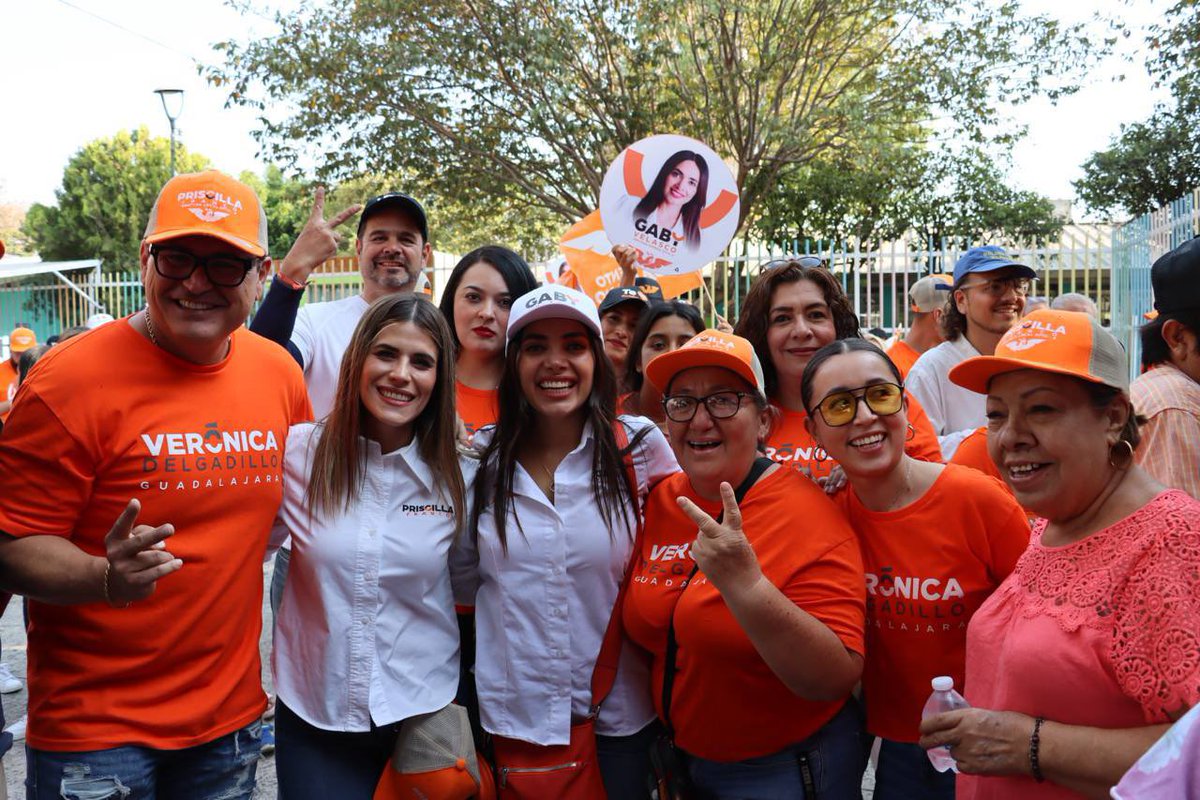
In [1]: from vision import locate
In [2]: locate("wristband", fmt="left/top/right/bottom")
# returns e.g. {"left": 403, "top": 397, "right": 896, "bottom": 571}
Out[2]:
{"left": 103, "top": 563, "right": 130, "bottom": 609}
{"left": 276, "top": 272, "right": 307, "bottom": 291}
{"left": 1029, "top": 716, "right": 1045, "bottom": 783}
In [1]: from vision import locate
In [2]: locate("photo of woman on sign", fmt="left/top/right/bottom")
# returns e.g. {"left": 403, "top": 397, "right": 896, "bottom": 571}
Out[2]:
{"left": 631, "top": 150, "right": 709, "bottom": 252}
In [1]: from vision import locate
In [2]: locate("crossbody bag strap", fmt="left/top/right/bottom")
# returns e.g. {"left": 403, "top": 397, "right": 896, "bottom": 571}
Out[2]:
{"left": 587, "top": 419, "right": 642, "bottom": 714}
{"left": 661, "top": 456, "right": 774, "bottom": 740}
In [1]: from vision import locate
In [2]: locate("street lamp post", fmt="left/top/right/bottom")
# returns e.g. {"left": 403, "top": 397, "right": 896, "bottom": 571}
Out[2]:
{"left": 154, "top": 89, "right": 185, "bottom": 175}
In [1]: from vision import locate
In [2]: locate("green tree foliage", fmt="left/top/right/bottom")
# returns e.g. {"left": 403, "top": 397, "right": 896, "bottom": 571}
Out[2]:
{"left": 239, "top": 165, "right": 314, "bottom": 259}
{"left": 0, "top": 204, "right": 33, "bottom": 256}
{"left": 20, "top": 128, "right": 209, "bottom": 269}
{"left": 756, "top": 143, "right": 1063, "bottom": 250}
{"left": 1074, "top": 1, "right": 1200, "bottom": 217}
{"left": 210, "top": 0, "right": 1097, "bottom": 241}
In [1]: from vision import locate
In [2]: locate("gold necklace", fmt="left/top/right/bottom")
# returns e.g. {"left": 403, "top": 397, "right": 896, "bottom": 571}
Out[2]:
{"left": 144, "top": 309, "right": 160, "bottom": 348}
{"left": 888, "top": 457, "right": 913, "bottom": 511}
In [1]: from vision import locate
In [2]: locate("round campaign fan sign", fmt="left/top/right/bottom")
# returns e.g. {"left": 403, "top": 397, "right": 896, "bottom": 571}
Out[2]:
{"left": 599, "top": 134, "right": 740, "bottom": 276}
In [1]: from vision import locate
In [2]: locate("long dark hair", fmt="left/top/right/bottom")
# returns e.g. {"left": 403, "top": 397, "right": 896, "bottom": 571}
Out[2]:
{"left": 623, "top": 300, "right": 705, "bottom": 393}
{"left": 307, "top": 294, "right": 466, "bottom": 532}
{"left": 800, "top": 339, "right": 905, "bottom": 414}
{"left": 437, "top": 245, "right": 538, "bottom": 354}
{"left": 633, "top": 150, "right": 709, "bottom": 249}
{"left": 468, "top": 322, "right": 647, "bottom": 553}
{"left": 734, "top": 261, "right": 860, "bottom": 398}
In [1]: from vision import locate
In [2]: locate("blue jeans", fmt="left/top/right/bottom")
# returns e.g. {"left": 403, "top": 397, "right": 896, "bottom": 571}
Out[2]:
{"left": 26, "top": 720, "right": 261, "bottom": 800}
{"left": 274, "top": 699, "right": 399, "bottom": 800}
{"left": 873, "top": 738, "right": 955, "bottom": 800}
{"left": 686, "top": 700, "right": 866, "bottom": 799}
{"left": 596, "top": 721, "right": 660, "bottom": 799}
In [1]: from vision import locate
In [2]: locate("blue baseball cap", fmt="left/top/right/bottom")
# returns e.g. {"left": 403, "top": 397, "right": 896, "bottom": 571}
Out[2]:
{"left": 952, "top": 246, "right": 1036, "bottom": 286}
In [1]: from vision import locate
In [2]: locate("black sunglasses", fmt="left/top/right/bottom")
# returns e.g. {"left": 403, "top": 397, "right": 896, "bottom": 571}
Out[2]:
{"left": 149, "top": 244, "right": 259, "bottom": 288}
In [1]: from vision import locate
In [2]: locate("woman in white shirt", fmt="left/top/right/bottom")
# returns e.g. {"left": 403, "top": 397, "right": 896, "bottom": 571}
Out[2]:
{"left": 271, "top": 294, "right": 470, "bottom": 799}
{"left": 457, "top": 285, "right": 678, "bottom": 798}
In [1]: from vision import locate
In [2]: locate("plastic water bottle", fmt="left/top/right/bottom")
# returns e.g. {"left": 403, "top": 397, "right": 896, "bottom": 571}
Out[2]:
{"left": 922, "top": 676, "right": 970, "bottom": 773}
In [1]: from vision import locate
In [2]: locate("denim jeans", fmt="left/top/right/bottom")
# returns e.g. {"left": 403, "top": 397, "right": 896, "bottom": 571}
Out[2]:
{"left": 274, "top": 699, "right": 399, "bottom": 800}
{"left": 686, "top": 700, "right": 867, "bottom": 799}
{"left": 873, "top": 738, "right": 956, "bottom": 800}
{"left": 596, "top": 720, "right": 661, "bottom": 799}
{"left": 26, "top": 720, "right": 261, "bottom": 800}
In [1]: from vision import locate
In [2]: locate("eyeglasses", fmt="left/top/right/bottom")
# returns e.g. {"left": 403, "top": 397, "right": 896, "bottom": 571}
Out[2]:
{"left": 957, "top": 276, "right": 1032, "bottom": 297}
{"left": 810, "top": 382, "right": 904, "bottom": 427}
{"left": 149, "top": 245, "right": 260, "bottom": 287}
{"left": 764, "top": 255, "right": 825, "bottom": 271}
{"left": 662, "top": 391, "right": 754, "bottom": 422}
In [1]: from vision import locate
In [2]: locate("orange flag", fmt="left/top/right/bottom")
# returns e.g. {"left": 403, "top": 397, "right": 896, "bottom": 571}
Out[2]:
{"left": 558, "top": 211, "right": 702, "bottom": 305}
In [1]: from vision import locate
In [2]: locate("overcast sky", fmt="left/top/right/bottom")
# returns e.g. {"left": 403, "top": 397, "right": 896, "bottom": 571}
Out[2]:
{"left": 0, "top": 0, "right": 1171, "bottom": 216}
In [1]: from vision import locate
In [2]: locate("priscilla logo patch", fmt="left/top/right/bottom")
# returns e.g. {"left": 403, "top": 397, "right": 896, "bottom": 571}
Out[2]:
{"left": 177, "top": 190, "right": 243, "bottom": 223}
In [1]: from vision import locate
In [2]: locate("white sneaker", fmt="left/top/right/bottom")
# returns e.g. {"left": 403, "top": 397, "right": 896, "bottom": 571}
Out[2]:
{"left": 0, "top": 664, "right": 21, "bottom": 694}
{"left": 4, "top": 715, "right": 26, "bottom": 741}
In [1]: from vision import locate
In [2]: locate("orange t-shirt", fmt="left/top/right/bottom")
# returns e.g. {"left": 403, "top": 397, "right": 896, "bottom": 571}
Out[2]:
{"left": 456, "top": 381, "right": 498, "bottom": 440}
{"left": 0, "top": 320, "right": 311, "bottom": 751}
{"left": 885, "top": 339, "right": 920, "bottom": 379}
{"left": 0, "top": 358, "right": 18, "bottom": 422}
{"left": 834, "top": 464, "right": 1030, "bottom": 742}
{"left": 765, "top": 392, "right": 943, "bottom": 482}
{"left": 622, "top": 467, "right": 865, "bottom": 761}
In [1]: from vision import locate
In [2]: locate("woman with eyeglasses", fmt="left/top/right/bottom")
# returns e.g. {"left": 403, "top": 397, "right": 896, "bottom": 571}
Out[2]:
{"left": 801, "top": 338, "right": 1030, "bottom": 800}
{"left": 622, "top": 329, "right": 868, "bottom": 798}
{"left": 734, "top": 258, "right": 943, "bottom": 488}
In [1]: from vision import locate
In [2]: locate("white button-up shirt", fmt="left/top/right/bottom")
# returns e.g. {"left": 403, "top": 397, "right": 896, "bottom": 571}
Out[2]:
{"left": 455, "top": 416, "right": 679, "bottom": 745}
{"left": 272, "top": 422, "right": 473, "bottom": 731}
{"left": 906, "top": 335, "right": 985, "bottom": 459}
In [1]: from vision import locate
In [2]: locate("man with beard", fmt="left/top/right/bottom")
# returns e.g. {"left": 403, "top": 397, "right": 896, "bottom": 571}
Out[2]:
{"left": 250, "top": 189, "right": 431, "bottom": 417}
{"left": 907, "top": 246, "right": 1036, "bottom": 459}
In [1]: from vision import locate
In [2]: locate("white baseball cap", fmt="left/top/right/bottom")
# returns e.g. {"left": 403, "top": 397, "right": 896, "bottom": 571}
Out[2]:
{"left": 506, "top": 285, "right": 602, "bottom": 344}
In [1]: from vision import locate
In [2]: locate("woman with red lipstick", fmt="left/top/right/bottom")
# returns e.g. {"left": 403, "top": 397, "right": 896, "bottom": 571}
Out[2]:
{"left": 802, "top": 338, "right": 1029, "bottom": 800}
{"left": 622, "top": 329, "right": 868, "bottom": 797}
{"left": 270, "top": 295, "right": 471, "bottom": 799}
{"left": 457, "top": 284, "right": 678, "bottom": 798}
{"left": 917, "top": 309, "right": 1200, "bottom": 799}
{"left": 631, "top": 150, "right": 709, "bottom": 252}
{"left": 438, "top": 245, "right": 538, "bottom": 440}
{"left": 734, "top": 258, "right": 942, "bottom": 487}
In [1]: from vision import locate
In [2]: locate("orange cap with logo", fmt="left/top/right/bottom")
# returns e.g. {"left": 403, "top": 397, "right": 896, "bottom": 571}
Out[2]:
{"left": 143, "top": 170, "right": 268, "bottom": 257}
{"left": 9, "top": 327, "right": 36, "bottom": 354}
{"left": 948, "top": 308, "right": 1128, "bottom": 394}
{"left": 645, "top": 329, "right": 766, "bottom": 395}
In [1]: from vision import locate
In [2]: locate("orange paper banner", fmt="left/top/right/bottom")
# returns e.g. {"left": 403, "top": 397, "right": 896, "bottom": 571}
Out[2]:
{"left": 558, "top": 211, "right": 702, "bottom": 306}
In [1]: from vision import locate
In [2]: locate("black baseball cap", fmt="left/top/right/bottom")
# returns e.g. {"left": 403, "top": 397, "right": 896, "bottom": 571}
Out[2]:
{"left": 1152, "top": 236, "right": 1200, "bottom": 314}
{"left": 634, "top": 276, "right": 665, "bottom": 305}
{"left": 598, "top": 286, "right": 649, "bottom": 314}
{"left": 358, "top": 192, "right": 429, "bottom": 242}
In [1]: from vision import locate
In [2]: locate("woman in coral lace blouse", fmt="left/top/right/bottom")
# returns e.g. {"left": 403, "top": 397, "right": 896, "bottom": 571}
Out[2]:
{"left": 919, "top": 309, "right": 1200, "bottom": 799}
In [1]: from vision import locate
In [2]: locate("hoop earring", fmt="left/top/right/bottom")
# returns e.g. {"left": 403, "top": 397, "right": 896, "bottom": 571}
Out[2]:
{"left": 906, "top": 423, "right": 916, "bottom": 442}
{"left": 1108, "top": 439, "right": 1134, "bottom": 470}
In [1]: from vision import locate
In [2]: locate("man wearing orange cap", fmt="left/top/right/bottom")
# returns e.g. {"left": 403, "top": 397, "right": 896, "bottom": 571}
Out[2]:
{"left": 0, "top": 170, "right": 311, "bottom": 799}
{"left": 0, "top": 327, "right": 37, "bottom": 422}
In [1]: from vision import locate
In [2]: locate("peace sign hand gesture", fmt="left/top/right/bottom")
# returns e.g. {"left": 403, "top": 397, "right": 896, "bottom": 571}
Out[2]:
{"left": 278, "top": 187, "right": 362, "bottom": 284}
{"left": 103, "top": 499, "right": 182, "bottom": 606}
{"left": 677, "top": 482, "right": 763, "bottom": 600}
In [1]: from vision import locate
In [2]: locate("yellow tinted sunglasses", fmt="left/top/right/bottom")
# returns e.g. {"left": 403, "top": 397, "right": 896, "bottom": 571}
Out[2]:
{"left": 812, "top": 382, "right": 904, "bottom": 427}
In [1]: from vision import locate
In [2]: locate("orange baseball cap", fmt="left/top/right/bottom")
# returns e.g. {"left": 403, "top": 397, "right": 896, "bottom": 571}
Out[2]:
{"left": 949, "top": 308, "right": 1128, "bottom": 394}
{"left": 645, "top": 329, "right": 766, "bottom": 395}
{"left": 143, "top": 170, "right": 268, "bottom": 257}
{"left": 9, "top": 327, "right": 36, "bottom": 354}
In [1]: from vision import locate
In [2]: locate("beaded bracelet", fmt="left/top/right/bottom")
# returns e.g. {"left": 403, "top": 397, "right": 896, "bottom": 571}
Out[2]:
{"left": 1030, "top": 716, "right": 1046, "bottom": 783}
